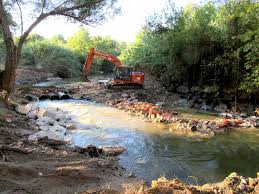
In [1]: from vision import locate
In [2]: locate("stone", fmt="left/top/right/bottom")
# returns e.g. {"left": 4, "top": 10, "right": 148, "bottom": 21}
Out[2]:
{"left": 66, "top": 123, "right": 76, "bottom": 130}
{"left": 36, "top": 116, "right": 56, "bottom": 126}
{"left": 50, "top": 124, "right": 67, "bottom": 135}
{"left": 64, "top": 134, "right": 73, "bottom": 144}
{"left": 24, "top": 94, "right": 38, "bottom": 102}
{"left": 43, "top": 107, "right": 59, "bottom": 118}
{"left": 28, "top": 130, "right": 64, "bottom": 141}
{"left": 38, "top": 125, "right": 49, "bottom": 131}
{"left": 239, "top": 183, "right": 246, "bottom": 191}
{"left": 15, "top": 104, "right": 36, "bottom": 115}
{"left": 121, "top": 94, "right": 129, "bottom": 98}
{"left": 219, "top": 113, "right": 233, "bottom": 118}
{"left": 26, "top": 110, "right": 37, "bottom": 119}
{"left": 176, "top": 86, "right": 189, "bottom": 94}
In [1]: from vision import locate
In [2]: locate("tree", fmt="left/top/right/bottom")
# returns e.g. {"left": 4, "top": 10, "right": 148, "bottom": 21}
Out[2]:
{"left": 0, "top": 0, "right": 119, "bottom": 93}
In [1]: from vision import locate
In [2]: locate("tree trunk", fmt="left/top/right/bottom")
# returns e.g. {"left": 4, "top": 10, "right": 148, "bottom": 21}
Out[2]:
{"left": 0, "top": 46, "right": 19, "bottom": 93}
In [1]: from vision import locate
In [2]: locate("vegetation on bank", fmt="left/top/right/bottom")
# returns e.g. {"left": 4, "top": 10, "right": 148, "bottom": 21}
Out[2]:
{"left": 19, "top": 29, "right": 126, "bottom": 78}
{"left": 120, "top": 0, "right": 259, "bottom": 95}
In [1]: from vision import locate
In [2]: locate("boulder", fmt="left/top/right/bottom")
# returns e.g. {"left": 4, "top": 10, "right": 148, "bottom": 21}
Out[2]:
{"left": 50, "top": 124, "right": 66, "bottom": 135}
{"left": 15, "top": 104, "right": 37, "bottom": 115}
{"left": 24, "top": 94, "right": 38, "bottom": 102}
{"left": 219, "top": 113, "right": 233, "bottom": 118}
{"left": 176, "top": 86, "right": 189, "bottom": 94}
{"left": 43, "top": 107, "right": 59, "bottom": 118}
{"left": 28, "top": 130, "right": 64, "bottom": 141}
{"left": 121, "top": 94, "right": 129, "bottom": 98}
{"left": 36, "top": 116, "right": 56, "bottom": 126}
{"left": 26, "top": 110, "right": 37, "bottom": 119}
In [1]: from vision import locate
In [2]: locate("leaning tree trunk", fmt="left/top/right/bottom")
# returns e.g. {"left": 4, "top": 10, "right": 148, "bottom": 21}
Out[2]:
{"left": 0, "top": 0, "right": 21, "bottom": 93}
{"left": 0, "top": 46, "right": 19, "bottom": 93}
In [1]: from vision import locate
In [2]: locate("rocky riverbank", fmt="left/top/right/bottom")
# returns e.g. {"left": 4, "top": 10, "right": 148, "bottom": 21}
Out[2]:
{"left": 13, "top": 77, "right": 259, "bottom": 138}
{"left": 1, "top": 77, "right": 259, "bottom": 193}
{"left": 0, "top": 100, "right": 139, "bottom": 194}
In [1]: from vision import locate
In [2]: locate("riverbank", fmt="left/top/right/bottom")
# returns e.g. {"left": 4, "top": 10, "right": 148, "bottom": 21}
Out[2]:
{"left": 15, "top": 75, "right": 258, "bottom": 138}
{"left": 1, "top": 100, "right": 259, "bottom": 193}
{"left": 1, "top": 75, "right": 259, "bottom": 193}
{"left": 0, "top": 101, "right": 141, "bottom": 193}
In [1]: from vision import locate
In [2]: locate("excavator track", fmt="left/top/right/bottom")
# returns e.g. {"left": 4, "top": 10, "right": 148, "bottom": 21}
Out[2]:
{"left": 106, "top": 83, "right": 144, "bottom": 90}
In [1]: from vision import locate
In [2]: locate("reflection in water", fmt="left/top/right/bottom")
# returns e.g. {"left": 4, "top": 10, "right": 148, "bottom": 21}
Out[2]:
{"left": 38, "top": 100, "right": 259, "bottom": 184}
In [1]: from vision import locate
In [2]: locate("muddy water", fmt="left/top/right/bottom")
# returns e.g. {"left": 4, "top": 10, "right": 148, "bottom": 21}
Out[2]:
{"left": 38, "top": 100, "right": 259, "bottom": 184}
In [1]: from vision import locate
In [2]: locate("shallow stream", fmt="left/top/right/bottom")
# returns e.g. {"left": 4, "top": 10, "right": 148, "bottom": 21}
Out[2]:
{"left": 38, "top": 100, "right": 259, "bottom": 184}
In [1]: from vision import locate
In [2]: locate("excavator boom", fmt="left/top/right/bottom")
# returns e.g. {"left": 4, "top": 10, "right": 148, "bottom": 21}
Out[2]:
{"left": 82, "top": 48, "right": 144, "bottom": 88}
{"left": 82, "top": 48, "right": 122, "bottom": 81}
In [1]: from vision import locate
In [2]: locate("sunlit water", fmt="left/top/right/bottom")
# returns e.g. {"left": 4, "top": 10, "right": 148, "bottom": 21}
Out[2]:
{"left": 38, "top": 100, "right": 259, "bottom": 184}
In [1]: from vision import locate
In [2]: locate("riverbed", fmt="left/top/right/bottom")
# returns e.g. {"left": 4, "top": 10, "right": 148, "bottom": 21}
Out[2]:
{"left": 38, "top": 100, "right": 259, "bottom": 185}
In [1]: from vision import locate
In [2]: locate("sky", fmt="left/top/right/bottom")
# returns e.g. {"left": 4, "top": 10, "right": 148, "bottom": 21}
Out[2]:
{"left": 33, "top": 0, "right": 202, "bottom": 43}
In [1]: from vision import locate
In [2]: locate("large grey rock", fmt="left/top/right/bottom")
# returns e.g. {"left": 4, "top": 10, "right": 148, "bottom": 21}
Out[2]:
{"left": 50, "top": 124, "right": 66, "bottom": 135}
{"left": 26, "top": 110, "right": 37, "bottom": 119}
{"left": 121, "top": 94, "right": 129, "bottom": 98}
{"left": 36, "top": 116, "right": 56, "bottom": 126}
{"left": 15, "top": 104, "right": 37, "bottom": 115}
{"left": 28, "top": 131, "right": 64, "bottom": 141}
{"left": 176, "top": 86, "right": 189, "bottom": 94}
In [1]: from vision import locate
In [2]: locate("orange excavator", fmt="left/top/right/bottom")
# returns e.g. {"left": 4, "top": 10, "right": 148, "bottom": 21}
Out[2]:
{"left": 82, "top": 48, "right": 145, "bottom": 89}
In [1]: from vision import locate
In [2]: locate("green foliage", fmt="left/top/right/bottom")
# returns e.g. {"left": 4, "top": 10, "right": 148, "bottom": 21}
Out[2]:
{"left": 66, "top": 28, "right": 124, "bottom": 74}
{"left": 120, "top": 0, "right": 259, "bottom": 93}
{"left": 19, "top": 28, "right": 125, "bottom": 77}
{"left": 239, "top": 29, "right": 259, "bottom": 92}
{"left": 21, "top": 39, "right": 82, "bottom": 77}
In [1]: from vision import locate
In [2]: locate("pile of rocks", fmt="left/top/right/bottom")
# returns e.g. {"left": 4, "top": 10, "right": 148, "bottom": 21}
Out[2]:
{"left": 112, "top": 94, "right": 259, "bottom": 137}
{"left": 15, "top": 103, "right": 75, "bottom": 143}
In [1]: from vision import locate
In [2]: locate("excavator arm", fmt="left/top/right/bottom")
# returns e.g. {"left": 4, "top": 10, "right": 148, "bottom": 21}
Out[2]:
{"left": 82, "top": 48, "right": 122, "bottom": 81}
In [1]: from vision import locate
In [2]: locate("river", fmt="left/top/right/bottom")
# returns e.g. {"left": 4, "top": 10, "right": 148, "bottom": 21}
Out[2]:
{"left": 38, "top": 100, "right": 259, "bottom": 185}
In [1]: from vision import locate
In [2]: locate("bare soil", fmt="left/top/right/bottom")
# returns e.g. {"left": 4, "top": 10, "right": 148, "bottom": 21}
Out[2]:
{"left": 1, "top": 73, "right": 258, "bottom": 193}
{"left": 0, "top": 101, "right": 140, "bottom": 194}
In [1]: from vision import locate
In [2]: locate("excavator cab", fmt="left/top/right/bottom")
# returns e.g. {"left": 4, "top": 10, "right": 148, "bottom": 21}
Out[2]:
{"left": 114, "top": 66, "right": 132, "bottom": 81}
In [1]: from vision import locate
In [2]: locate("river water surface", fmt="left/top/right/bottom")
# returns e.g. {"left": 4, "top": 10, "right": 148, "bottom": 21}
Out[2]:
{"left": 38, "top": 100, "right": 259, "bottom": 184}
